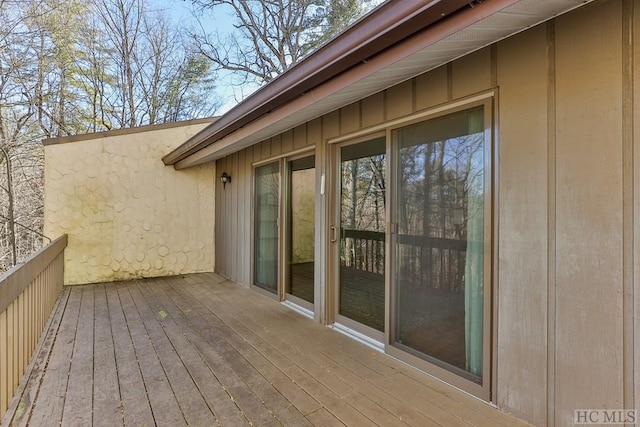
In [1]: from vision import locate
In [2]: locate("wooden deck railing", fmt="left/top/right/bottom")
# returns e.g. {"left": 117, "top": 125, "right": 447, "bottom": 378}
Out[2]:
{"left": 0, "top": 235, "right": 67, "bottom": 420}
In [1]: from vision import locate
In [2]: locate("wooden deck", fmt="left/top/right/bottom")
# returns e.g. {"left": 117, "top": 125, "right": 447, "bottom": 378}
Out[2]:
{"left": 2, "top": 273, "right": 528, "bottom": 427}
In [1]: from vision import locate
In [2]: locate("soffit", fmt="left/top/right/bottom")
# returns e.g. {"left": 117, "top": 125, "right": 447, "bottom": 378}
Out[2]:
{"left": 175, "top": 0, "right": 593, "bottom": 168}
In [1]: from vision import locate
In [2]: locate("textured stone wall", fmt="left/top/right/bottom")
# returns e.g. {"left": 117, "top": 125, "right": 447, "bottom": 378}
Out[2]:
{"left": 43, "top": 122, "right": 215, "bottom": 285}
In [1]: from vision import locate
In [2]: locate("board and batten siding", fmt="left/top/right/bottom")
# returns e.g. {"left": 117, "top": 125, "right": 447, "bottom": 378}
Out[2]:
{"left": 214, "top": 1, "right": 639, "bottom": 425}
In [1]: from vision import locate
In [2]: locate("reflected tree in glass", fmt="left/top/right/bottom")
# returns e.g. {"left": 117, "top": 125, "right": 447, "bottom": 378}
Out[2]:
{"left": 254, "top": 162, "right": 280, "bottom": 293}
{"left": 393, "top": 106, "right": 485, "bottom": 381}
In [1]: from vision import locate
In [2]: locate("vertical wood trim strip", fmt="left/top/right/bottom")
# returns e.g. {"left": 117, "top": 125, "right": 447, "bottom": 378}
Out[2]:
{"left": 244, "top": 146, "right": 253, "bottom": 285}
{"left": 17, "top": 294, "right": 22, "bottom": 380}
{"left": 231, "top": 151, "right": 239, "bottom": 282}
{"left": 215, "top": 159, "right": 222, "bottom": 276}
{"left": 30, "top": 282, "right": 34, "bottom": 357}
{"left": 29, "top": 283, "right": 33, "bottom": 355}
{"left": 21, "top": 291, "right": 26, "bottom": 374}
{"left": 490, "top": 42, "right": 499, "bottom": 402}
{"left": 35, "top": 276, "right": 40, "bottom": 349}
{"left": 491, "top": 44, "right": 498, "bottom": 88}
{"left": 237, "top": 149, "right": 246, "bottom": 285}
{"left": 1, "top": 310, "right": 7, "bottom": 415}
{"left": 7, "top": 302, "right": 14, "bottom": 407}
{"left": 622, "top": 0, "right": 635, "bottom": 413}
{"left": 546, "top": 19, "right": 558, "bottom": 427}
{"left": 447, "top": 63, "right": 454, "bottom": 101}
{"left": 12, "top": 303, "right": 18, "bottom": 392}
{"left": 411, "top": 77, "right": 417, "bottom": 113}
{"left": 315, "top": 117, "right": 327, "bottom": 323}
{"left": 220, "top": 157, "right": 227, "bottom": 277}
{"left": 22, "top": 289, "right": 27, "bottom": 372}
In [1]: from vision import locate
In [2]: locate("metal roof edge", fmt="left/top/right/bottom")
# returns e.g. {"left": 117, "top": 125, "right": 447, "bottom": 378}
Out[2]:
{"left": 43, "top": 117, "right": 218, "bottom": 146}
{"left": 165, "top": 0, "right": 596, "bottom": 168}
{"left": 162, "top": 0, "right": 474, "bottom": 165}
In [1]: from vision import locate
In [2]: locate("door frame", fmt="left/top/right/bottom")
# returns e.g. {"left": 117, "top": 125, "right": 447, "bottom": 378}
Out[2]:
{"left": 327, "top": 132, "right": 387, "bottom": 344}
{"left": 251, "top": 159, "right": 282, "bottom": 299}
{"left": 283, "top": 153, "right": 316, "bottom": 313}
{"left": 324, "top": 90, "right": 497, "bottom": 401}
{"left": 250, "top": 148, "right": 317, "bottom": 312}
{"left": 385, "top": 96, "right": 494, "bottom": 400}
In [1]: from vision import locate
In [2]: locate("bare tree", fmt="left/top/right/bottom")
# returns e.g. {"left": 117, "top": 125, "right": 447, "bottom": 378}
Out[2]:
{"left": 0, "top": 0, "right": 221, "bottom": 270}
{"left": 135, "top": 11, "right": 219, "bottom": 124}
{"left": 88, "top": 0, "right": 219, "bottom": 128}
{"left": 92, "top": 0, "right": 142, "bottom": 127}
{"left": 189, "top": 0, "right": 374, "bottom": 88}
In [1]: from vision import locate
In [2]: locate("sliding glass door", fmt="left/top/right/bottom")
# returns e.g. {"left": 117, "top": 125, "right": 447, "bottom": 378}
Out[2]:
{"left": 254, "top": 100, "right": 491, "bottom": 396}
{"left": 334, "top": 137, "right": 386, "bottom": 337}
{"left": 254, "top": 155, "right": 316, "bottom": 311}
{"left": 391, "top": 103, "right": 491, "bottom": 389}
{"left": 254, "top": 162, "right": 280, "bottom": 293}
{"left": 286, "top": 156, "right": 315, "bottom": 307}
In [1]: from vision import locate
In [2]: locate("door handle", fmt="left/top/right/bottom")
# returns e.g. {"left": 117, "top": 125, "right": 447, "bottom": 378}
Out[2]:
{"left": 330, "top": 226, "right": 337, "bottom": 243}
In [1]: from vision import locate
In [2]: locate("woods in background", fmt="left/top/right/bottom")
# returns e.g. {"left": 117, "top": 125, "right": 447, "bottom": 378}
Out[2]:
{"left": 0, "top": 0, "right": 219, "bottom": 270}
{"left": 190, "top": 0, "right": 368, "bottom": 86}
{"left": 0, "top": 0, "right": 378, "bottom": 271}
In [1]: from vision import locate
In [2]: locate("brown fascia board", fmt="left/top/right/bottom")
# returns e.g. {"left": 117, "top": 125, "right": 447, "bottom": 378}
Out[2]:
{"left": 162, "top": 0, "right": 473, "bottom": 166}
{"left": 43, "top": 117, "right": 218, "bottom": 146}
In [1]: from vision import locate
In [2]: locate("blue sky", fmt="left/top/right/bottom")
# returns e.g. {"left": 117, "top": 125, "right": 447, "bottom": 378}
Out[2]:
{"left": 152, "top": 0, "right": 386, "bottom": 115}
{"left": 153, "top": 0, "right": 248, "bottom": 114}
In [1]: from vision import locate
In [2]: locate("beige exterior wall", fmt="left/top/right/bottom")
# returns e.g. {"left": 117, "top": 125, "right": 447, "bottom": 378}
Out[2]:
{"left": 496, "top": 23, "right": 550, "bottom": 425}
{"left": 44, "top": 122, "right": 215, "bottom": 285}
{"left": 214, "top": 1, "right": 637, "bottom": 425}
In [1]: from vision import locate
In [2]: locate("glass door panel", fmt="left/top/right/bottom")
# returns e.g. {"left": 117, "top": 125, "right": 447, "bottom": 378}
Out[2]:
{"left": 338, "top": 137, "right": 386, "bottom": 333}
{"left": 286, "top": 156, "right": 315, "bottom": 305}
{"left": 254, "top": 162, "right": 280, "bottom": 293}
{"left": 392, "top": 105, "right": 487, "bottom": 383}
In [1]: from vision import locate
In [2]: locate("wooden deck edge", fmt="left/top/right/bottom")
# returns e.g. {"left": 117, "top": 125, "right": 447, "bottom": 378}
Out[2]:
{"left": 1, "top": 288, "right": 71, "bottom": 427}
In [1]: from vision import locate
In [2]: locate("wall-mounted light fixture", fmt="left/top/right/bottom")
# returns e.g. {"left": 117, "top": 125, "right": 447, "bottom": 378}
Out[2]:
{"left": 220, "top": 172, "right": 231, "bottom": 189}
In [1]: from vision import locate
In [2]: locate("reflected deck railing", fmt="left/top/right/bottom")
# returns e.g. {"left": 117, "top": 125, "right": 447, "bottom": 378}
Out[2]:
{"left": 342, "top": 229, "right": 385, "bottom": 274}
{"left": 342, "top": 228, "right": 468, "bottom": 292}
{"left": 0, "top": 235, "right": 67, "bottom": 420}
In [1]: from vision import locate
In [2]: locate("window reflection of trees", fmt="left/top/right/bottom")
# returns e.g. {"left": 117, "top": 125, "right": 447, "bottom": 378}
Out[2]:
{"left": 394, "top": 106, "right": 486, "bottom": 375}
{"left": 340, "top": 154, "right": 386, "bottom": 274}
{"left": 254, "top": 163, "right": 280, "bottom": 291}
{"left": 398, "top": 132, "right": 483, "bottom": 293}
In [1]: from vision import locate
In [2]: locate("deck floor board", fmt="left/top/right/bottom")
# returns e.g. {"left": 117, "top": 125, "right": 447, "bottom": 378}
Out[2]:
{"left": 117, "top": 283, "right": 186, "bottom": 427}
{"left": 92, "top": 285, "right": 123, "bottom": 427}
{"left": 61, "top": 286, "right": 95, "bottom": 427}
{"left": 146, "top": 284, "right": 290, "bottom": 422}
{"left": 156, "top": 279, "right": 280, "bottom": 426}
{"left": 3, "top": 273, "right": 530, "bottom": 427}
{"left": 149, "top": 280, "right": 251, "bottom": 426}
{"left": 181, "top": 276, "right": 379, "bottom": 425}
{"left": 26, "top": 285, "right": 81, "bottom": 427}
{"left": 105, "top": 283, "right": 154, "bottom": 427}
{"left": 131, "top": 281, "right": 217, "bottom": 427}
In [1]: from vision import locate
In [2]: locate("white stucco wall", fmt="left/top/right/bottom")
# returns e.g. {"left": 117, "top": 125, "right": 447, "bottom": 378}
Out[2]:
{"left": 43, "top": 121, "right": 215, "bottom": 285}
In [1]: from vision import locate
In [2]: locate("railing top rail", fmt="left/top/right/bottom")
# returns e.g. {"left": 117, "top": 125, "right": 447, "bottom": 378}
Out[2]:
{"left": 0, "top": 235, "right": 67, "bottom": 313}
{"left": 342, "top": 228, "right": 385, "bottom": 241}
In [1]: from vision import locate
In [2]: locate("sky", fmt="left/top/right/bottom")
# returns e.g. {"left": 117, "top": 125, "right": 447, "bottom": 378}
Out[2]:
{"left": 152, "top": 0, "right": 386, "bottom": 115}
{"left": 154, "top": 0, "right": 252, "bottom": 114}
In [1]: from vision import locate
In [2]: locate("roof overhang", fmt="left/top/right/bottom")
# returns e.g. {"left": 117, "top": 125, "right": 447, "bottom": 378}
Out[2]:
{"left": 165, "top": 0, "right": 595, "bottom": 169}
{"left": 43, "top": 118, "right": 218, "bottom": 146}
